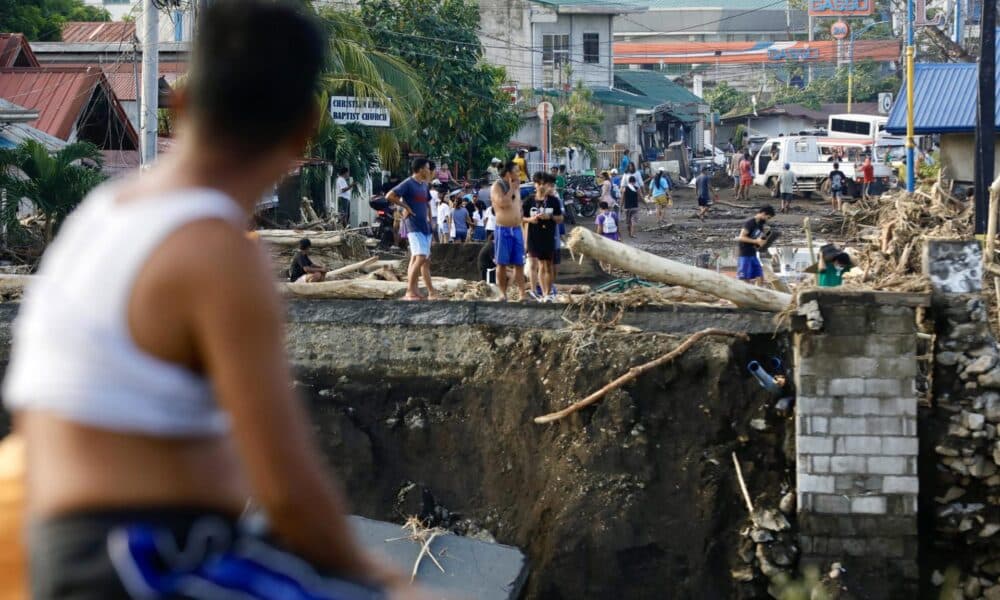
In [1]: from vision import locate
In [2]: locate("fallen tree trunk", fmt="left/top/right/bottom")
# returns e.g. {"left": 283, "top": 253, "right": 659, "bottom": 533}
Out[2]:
{"left": 256, "top": 230, "right": 345, "bottom": 248}
{"left": 362, "top": 260, "right": 403, "bottom": 274}
{"left": 279, "top": 277, "right": 467, "bottom": 299}
{"left": 325, "top": 256, "right": 378, "bottom": 279}
{"left": 565, "top": 227, "right": 792, "bottom": 312}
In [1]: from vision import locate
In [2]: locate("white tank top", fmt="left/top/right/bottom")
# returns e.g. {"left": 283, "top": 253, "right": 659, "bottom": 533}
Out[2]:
{"left": 3, "top": 185, "right": 246, "bottom": 437}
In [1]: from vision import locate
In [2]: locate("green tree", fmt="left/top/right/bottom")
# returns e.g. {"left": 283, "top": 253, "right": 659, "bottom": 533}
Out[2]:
{"left": 705, "top": 82, "right": 750, "bottom": 116}
{"left": 0, "top": 140, "right": 105, "bottom": 242}
{"left": 358, "top": 0, "right": 520, "bottom": 177}
{"left": 552, "top": 81, "right": 604, "bottom": 159}
{"left": 0, "top": 0, "right": 109, "bottom": 41}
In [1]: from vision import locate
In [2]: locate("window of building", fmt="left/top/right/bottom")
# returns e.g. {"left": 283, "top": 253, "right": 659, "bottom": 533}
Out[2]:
{"left": 583, "top": 33, "right": 600, "bottom": 64}
{"left": 542, "top": 33, "right": 569, "bottom": 87}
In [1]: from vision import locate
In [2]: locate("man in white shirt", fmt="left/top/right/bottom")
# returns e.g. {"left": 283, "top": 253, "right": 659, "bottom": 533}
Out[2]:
{"left": 334, "top": 167, "right": 354, "bottom": 226}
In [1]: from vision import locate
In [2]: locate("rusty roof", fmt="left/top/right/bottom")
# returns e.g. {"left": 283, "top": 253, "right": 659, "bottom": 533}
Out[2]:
{"left": 61, "top": 21, "right": 136, "bottom": 43}
{"left": 0, "top": 67, "right": 138, "bottom": 148}
{"left": 58, "top": 62, "right": 186, "bottom": 101}
{"left": 0, "top": 34, "right": 40, "bottom": 68}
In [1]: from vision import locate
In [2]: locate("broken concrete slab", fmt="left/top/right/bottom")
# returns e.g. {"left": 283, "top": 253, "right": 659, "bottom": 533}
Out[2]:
{"left": 350, "top": 515, "right": 528, "bottom": 599}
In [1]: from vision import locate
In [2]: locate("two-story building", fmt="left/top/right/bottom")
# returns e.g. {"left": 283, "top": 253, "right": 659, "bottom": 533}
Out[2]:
{"left": 82, "top": 0, "right": 192, "bottom": 42}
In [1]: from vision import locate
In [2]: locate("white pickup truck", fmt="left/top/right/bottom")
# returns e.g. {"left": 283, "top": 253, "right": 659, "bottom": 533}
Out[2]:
{"left": 751, "top": 135, "right": 895, "bottom": 198}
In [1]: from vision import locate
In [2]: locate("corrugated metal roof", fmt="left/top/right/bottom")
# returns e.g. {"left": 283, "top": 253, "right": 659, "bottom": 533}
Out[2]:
{"left": 0, "top": 122, "right": 67, "bottom": 151}
{"left": 61, "top": 21, "right": 136, "bottom": 43}
{"left": 613, "top": 69, "right": 703, "bottom": 106}
{"left": 58, "top": 62, "right": 186, "bottom": 101}
{"left": 530, "top": 0, "right": 646, "bottom": 12}
{"left": 592, "top": 88, "right": 660, "bottom": 109}
{"left": 0, "top": 34, "right": 39, "bottom": 68}
{"left": 884, "top": 62, "right": 991, "bottom": 135}
{"left": 630, "top": 0, "right": 789, "bottom": 9}
{"left": 614, "top": 39, "right": 900, "bottom": 65}
{"left": 0, "top": 67, "right": 102, "bottom": 140}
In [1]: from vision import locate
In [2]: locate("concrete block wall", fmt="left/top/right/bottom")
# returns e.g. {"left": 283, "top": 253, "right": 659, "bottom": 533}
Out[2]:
{"left": 794, "top": 290, "right": 924, "bottom": 585}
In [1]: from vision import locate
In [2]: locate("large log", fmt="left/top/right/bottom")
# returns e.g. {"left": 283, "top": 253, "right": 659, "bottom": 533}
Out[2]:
{"left": 325, "top": 256, "right": 378, "bottom": 279}
{"left": 565, "top": 227, "right": 792, "bottom": 312}
{"left": 256, "top": 230, "right": 345, "bottom": 248}
{"left": 279, "top": 277, "right": 467, "bottom": 299}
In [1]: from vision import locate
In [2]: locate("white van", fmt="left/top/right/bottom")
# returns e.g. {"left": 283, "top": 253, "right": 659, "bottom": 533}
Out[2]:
{"left": 827, "top": 114, "right": 887, "bottom": 140}
{"left": 752, "top": 136, "right": 894, "bottom": 197}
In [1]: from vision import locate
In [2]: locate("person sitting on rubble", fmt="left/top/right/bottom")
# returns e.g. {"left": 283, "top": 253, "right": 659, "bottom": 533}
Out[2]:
{"left": 289, "top": 237, "right": 326, "bottom": 283}
{"left": 735, "top": 205, "right": 775, "bottom": 285}
{"left": 817, "top": 244, "right": 853, "bottom": 288}
{"left": 1, "top": 2, "right": 422, "bottom": 597}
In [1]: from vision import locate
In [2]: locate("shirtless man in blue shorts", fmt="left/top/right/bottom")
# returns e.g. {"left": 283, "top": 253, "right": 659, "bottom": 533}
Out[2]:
{"left": 491, "top": 161, "right": 527, "bottom": 301}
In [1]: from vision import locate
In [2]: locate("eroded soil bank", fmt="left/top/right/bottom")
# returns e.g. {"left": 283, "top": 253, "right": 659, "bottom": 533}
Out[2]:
{"left": 289, "top": 306, "right": 793, "bottom": 599}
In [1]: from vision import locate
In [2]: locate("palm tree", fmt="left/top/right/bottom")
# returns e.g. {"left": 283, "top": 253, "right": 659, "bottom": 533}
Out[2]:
{"left": 0, "top": 140, "right": 105, "bottom": 243}
{"left": 310, "top": 7, "right": 424, "bottom": 177}
{"left": 552, "top": 81, "right": 605, "bottom": 161}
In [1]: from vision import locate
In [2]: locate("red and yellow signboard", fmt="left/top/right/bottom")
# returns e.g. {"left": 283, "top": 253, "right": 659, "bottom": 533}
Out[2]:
{"left": 808, "top": 0, "right": 874, "bottom": 17}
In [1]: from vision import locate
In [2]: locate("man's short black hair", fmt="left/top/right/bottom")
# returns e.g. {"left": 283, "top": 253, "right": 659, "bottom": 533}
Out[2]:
{"left": 758, "top": 205, "right": 776, "bottom": 217}
{"left": 545, "top": 173, "right": 557, "bottom": 185}
{"left": 833, "top": 162, "right": 840, "bottom": 169}
{"left": 599, "top": 201, "right": 610, "bottom": 210}
{"left": 500, "top": 161, "right": 518, "bottom": 176}
{"left": 299, "top": 238, "right": 312, "bottom": 250}
{"left": 411, "top": 158, "right": 430, "bottom": 173}
{"left": 532, "top": 171, "right": 545, "bottom": 184}
{"left": 338, "top": 167, "right": 349, "bottom": 176}
{"left": 187, "top": 0, "right": 324, "bottom": 153}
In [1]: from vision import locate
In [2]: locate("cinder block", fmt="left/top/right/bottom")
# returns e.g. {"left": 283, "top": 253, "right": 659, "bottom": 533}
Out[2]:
{"left": 851, "top": 496, "right": 887, "bottom": 514}
{"left": 825, "top": 315, "right": 869, "bottom": 336}
{"left": 841, "top": 537, "right": 870, "bottom": 557}
{"left": 872, "top": 314, "right": 916, "bottom": 335}
{"left": 864, "top": 378, "right": 903, "bottom": 398}
{"left": 797, "top": 396, "right": 834, "bottom": 415}
{"left": 813, "top": 494, "right": 852, "bottom": 514}
{"left": 839, "top": 357, "right": 880, "bottom": 377}
{"left": 837, "top": 435, "right": 883, "bottom": 455}
{"left": 799, "top": 474, "right": 836, "bottom": 493}
{"left": 883, "top": 476, "right": 919, "bottom": 494}
{"left": 873, "top": 357, "right": 918, "bottom": 379}
{"left": 812, "top": 455, "right": 831, "bottom": 473}
{"left": 829, "top": 378, "right": 866, "bottom": 396}
{"left": 882, "top": 436, "right": 919, "bottom": 456}
{"left": 902, "top": 416, "right": 918, "bottom": 436}
{"left": 866, "top": 417, "right": 904, "bottom": 435}
{"left": 831, "top": 455, "right": 867, "bottom": 474}
{"left": 866, "top": 336, "right": 916, "bottom": 357}
{"left": 887, "top": 494, "right": 919, "bottom": 515}
{"left": 830, "top": 417, "right": 868, "bottom": 435}
{"left": 799, "top": 436, "right": 835, "bottom": 454}
{"left": 834, "top": 474, "right": 858, "bottom": 493}
{"left": 867, "top": 456, "right": 907, "bottom": 475}
{"left": 797, "top": 376, "right": 828, "bottom": 397}
{"left": 811, "top": 417, "right": 829, "bottom": 435}
{"left": 801, "top": 335, "right": 868, "bottom": 357}
{"left": 878, "top": 397, "right": 917, "bottom": 416}
{"left": 843, "top": 397, "right": 880, "bottom": 415}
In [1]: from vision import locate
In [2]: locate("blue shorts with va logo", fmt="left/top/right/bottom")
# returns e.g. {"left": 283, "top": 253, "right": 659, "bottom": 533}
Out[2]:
{"left": 737, "top": 256, "right": 763, "bottom": 280}
{"left": 494, "top": 226, "right": 525, "bottom": 266}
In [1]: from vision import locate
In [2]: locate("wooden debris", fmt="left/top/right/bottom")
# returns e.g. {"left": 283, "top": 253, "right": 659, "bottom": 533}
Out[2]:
{"left": 533, "top": 328, "right": 748, "bottom": 424}
{"left": 257, "top": 229, "right": 346, "bottom": 247}
{"left": 280, "top": 277, "right": 467, "bottom": 299}
{"left": 325, "top": 256, "right": 378, "bottom": 279}
{"left": 566, "top": 227, "right": 791, "bottom": 312}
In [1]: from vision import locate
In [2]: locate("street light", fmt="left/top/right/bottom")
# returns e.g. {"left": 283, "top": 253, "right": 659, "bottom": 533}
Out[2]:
{"left": 847, "top": 19, "right": 889, "bottom": 113}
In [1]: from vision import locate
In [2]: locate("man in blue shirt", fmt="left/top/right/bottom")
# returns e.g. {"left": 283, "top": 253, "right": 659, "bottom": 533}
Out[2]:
{"left": 388, "top": 157, "right": 439, "bottom": 300}
{"left": 620, "top": 149, "right": 631, "bottom": 174}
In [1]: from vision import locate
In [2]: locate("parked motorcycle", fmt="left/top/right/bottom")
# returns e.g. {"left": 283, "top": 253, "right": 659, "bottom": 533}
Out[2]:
{"left": 368, "top": 195, "right": 396, "bottom": 249}
{"left": 573, "top": 188, "right": 600, "bottom": 218}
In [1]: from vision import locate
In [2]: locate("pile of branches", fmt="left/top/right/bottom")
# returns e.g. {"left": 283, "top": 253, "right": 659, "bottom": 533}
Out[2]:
{"left": 842, "top": 176, "right": 971, "bottom": 293}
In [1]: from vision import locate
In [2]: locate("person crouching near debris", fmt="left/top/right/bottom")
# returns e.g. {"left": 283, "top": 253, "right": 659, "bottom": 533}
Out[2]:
{"left": 818, "top": 244, "right": 853, "bottom": 287}
{"left": 736, "top": 205, "right": 775, "bottom": 285}
{"left": 289, "top": 237, "right": 326, "bottom": 283}
{"left": 2, "top": 1, "right": 422, "bottom": 598}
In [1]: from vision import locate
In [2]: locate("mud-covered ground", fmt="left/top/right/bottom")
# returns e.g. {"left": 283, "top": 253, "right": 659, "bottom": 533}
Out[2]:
{"left": 295, "top": 326, "right": 796, "bottom": 599}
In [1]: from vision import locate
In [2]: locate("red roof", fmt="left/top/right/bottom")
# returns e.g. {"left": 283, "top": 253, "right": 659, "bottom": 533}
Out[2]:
{"left": 61, "top": 21, "right": 136, "bottom": 43}
{"left": 0, "top": 67, "right": 137, "bottom": 148}
{"left": 58, "top": 62, "right": 186, "bottom": 101}
{"left": 0, "top": 34, "right": 39, "bottom": 68}
{"left": 614, "top": 40, "right": 901, "bottom": 66}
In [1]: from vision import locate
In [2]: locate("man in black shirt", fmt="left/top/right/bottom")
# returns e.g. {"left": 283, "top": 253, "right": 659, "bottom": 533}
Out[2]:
{"left": 622, "top": 175, "right": 641, "bottom": 238}
{"left": 828, "top": 162, "right": 847, "bottom": 213}
{"left": 289, "top": 238, "right": 326, "bottom": 283}
{"left": 523, "top": 173, "right": 563, "bottom": 301}
{"left": 735, "top": 205, "right": 775, "bottom": 285}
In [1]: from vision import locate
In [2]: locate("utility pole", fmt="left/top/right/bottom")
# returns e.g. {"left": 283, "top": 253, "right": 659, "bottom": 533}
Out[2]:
{"left": 905, "top": 0, "right": 916, "bottom": 193}
{"left": 140, "top": 0, "right": 159, "bottom": 165}
{"left": 974, "top": 1, "right": 995, "bottom": 234}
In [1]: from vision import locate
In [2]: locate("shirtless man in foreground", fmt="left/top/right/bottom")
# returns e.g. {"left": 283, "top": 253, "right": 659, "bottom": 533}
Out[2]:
{"left": 491, "top": 161, "right": 527, "bottom": 300}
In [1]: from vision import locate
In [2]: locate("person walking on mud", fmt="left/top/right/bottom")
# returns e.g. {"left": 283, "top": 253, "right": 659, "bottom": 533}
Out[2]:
{"left": 2, "top": 2, "right": 426, "bottom": 598}
{"left": 735, "top": 205, "right": 775, "bottom": 285}
{"left": 738, "top": 150, "right": 753, "bottom": 201}
{"left": 650, "top": 168, "right": 671, "bottom": 224}
{"left": 491, "top": 161, "right": 527, "bottom": 301}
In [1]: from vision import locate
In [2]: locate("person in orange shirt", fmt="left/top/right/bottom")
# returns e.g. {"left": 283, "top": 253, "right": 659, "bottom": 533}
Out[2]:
{"left": 861, "top": 156, "right": 875, "bottom": 201}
